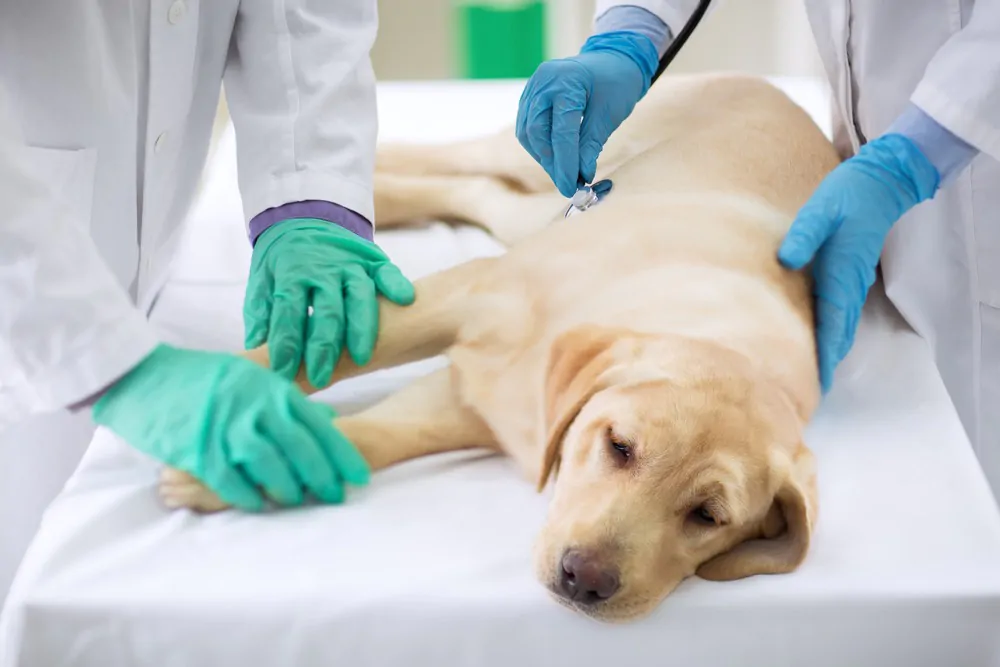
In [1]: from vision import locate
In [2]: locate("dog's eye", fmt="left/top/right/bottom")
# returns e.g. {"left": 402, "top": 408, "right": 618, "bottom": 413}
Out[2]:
{"left": 606, "top": 429, "right": 631, "bottom": 462}
{"left": 611, "top": 441, "right": 631, "bottom": 459}
{"left": 689, "top": 504, "right": 717, "bottom": 526}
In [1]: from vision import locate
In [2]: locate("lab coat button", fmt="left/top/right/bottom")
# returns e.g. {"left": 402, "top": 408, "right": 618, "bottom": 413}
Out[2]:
{"left": 168, "top": 0, "right": 186, "bottom": 25}
{"left": 154, "top": 132, "right": 168, "bottom": 153}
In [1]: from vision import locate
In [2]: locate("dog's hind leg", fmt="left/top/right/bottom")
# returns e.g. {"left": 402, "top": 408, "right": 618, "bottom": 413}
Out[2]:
{"left": 159, "top": 367, "right": 497, "bottom": 512}
{"left": 374, "top": 171, "right": 566, "bottom": 246}
{"left": 376, "top": 128, "right": 555, "bottom": 194}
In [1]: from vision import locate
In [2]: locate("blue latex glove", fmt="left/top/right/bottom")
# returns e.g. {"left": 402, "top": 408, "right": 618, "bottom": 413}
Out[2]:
{"left": 93, "top": 344, "right": 370, "bottom": 512}
{"left": 516, "top": 31, "right": 658, "bottom": 198}
{"left": 777, "top": 134, "right": 940, "bottom": 393}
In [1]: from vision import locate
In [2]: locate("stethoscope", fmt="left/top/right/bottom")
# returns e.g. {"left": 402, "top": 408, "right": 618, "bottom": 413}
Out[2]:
{"left": 564, "top": 0, "right": 713, "bottom": 218}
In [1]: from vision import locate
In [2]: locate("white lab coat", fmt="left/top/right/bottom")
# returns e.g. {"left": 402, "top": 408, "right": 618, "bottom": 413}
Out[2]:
{"left": 0, "top": 0, "right": 379, "bottom": 424}
{"left": 598, "top": 0, "right": 1000, "bottom": 499}
{"left": 0, "top": 0, "right": 379, "bottom": 600}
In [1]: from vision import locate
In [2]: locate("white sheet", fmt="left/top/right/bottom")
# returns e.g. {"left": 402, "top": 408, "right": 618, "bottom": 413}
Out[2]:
{"left": 4, "top": 79, "right": 1000, "bottom": 667}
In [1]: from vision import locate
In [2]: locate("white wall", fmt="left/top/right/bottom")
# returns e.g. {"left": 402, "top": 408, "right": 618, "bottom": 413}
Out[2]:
{"left": 371, "top": 0, "right": 824, "bottom": 80}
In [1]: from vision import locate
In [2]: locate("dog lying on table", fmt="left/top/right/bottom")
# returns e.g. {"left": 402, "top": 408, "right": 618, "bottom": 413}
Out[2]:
{"left": 159, "top": 73, "right": 839, "bottom": 623}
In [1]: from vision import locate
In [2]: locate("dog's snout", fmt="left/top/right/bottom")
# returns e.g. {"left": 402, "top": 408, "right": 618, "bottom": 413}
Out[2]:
{"left": 558, "top": 549, "right": 620, "bottom": 604}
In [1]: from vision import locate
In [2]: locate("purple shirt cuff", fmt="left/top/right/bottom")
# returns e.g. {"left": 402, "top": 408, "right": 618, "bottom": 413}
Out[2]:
{"left": 248, "top": 200, "right": 374, "bottom": 245}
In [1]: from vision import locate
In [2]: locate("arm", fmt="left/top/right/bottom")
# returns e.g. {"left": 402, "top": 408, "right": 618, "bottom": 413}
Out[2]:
{"left": 886, "top": 103, "right": 978, "bottom": 185}
{"left": 222, "top": 0, "right": 379, "bottom": 241}
{"left": 223, "top": 0, "right": 414, "bottom": 390}
{"left": 594, "top": 5, "right": 673, "bottom": 57}
{"left": 593, "top": 1, "right": 718, "bottom": 53}
{"left": 0, "top": 85, "right": 158, "bottom": 423}
{"left": 908, "top": 0, "right": 1000, "bottom": 163}
{"left": 776, "top": 2, "right": 1000, "bottom": 392}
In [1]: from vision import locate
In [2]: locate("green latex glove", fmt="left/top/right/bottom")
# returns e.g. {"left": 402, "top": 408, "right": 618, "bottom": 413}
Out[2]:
{"left": 244, "top": 219, "right": 415, "bottom": 388}
{"left": 92, "top": 344, "right": 370, "bottom": 512}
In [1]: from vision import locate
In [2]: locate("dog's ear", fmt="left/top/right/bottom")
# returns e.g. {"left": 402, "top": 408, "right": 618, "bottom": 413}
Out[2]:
{"left": 696, "top": 445, "right": 817, "bottom": 580}
{"left": 538, "top": 326, "right": 622, "bottom": 492}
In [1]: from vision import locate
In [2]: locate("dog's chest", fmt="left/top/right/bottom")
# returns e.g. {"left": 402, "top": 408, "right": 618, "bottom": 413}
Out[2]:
{"left": 447, "top": 343, "right": 546, "bottom": 480}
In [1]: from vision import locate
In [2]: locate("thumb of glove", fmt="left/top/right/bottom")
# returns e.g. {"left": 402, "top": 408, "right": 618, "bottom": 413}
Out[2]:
{"left": 373, "top": 263, "right": 416, "bottom": 306}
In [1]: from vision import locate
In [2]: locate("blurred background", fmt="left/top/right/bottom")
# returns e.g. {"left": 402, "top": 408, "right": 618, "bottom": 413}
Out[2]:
{"left": 371, "top": 0, "right": 825, "bottom": 81}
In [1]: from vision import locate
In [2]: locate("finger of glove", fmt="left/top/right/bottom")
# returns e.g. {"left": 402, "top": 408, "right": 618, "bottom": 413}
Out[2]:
{"left": 190, "top": 432, "right": 264, "bottom": 512}
{"left": 243, "top": 269, "right": 274, "bottom": 350}
{"left": 815, "top": 296, "right": 851, "bottom": 395}
{"left": 261, "top": 405, "right": 343, "bottom": 504}
{"left": 233, "top": 434, "right": 305, "bottom": 507}
{"left": 203, "top": 466, "right": 265, "bottom": 512}
{"left": 578, "top": 108, "right": 614, "bottom": 186}
{"left": 373, "top": 263, "right": 415, "bottom": 306}
{"left": 524, "top": 101, "right": 559, "bottom": 193}
{"left": 305, "top": 280, "right": 345, "bottom": 389}
{"left": 778, "top": 206, "right": 841, "bottom": 271}
{"left": 317, "top": 402, "right": 338, "bottom": 420}
{"left": 293, "top": 396, "right": 370, "bottom": 487}
{"left": 550, "top": 96, "right": 584, "bottom": 198}
{"left": 516, "top": 80, "right": 542, "bottom": 163}
{"left": 342, "top": 268, "right": 379, "bottom": 367}
{"left": 817, "top": 246, "right": 873, "bottom": 370}
{"left": 166, "top": 388, "right": 264, "bottom": 512}
{"left": 268, "top": 284, "right": 309, "bottom": 381}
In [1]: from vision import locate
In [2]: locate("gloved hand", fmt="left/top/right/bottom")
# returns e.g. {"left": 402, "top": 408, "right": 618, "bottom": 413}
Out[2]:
{"left": 516, "top": 31, "right": 658, "bottom": 198}
{"left": 93, "top": 344, "right": 369, "bottom": 512}
{"left": 777, "top": 134, "right": 940, "bottom": 393}
{"left": 244, "top": 219, "right": 414, "bottom": 388}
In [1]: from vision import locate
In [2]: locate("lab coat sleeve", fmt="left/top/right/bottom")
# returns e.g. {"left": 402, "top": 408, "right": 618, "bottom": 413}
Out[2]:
{"left": 593, "top": 0, "right": 715, "bottom": 37}
{"left": 0, "top": 88, "right": 159, "bottom": 425}
{"left": 223, "top": 0, "right": 379, "bottom": 226}
{"left": 910, "top": 0, "right": 1000, "bottom": 162}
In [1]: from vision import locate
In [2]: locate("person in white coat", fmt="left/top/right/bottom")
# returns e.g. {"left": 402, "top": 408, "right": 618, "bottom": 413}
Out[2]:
{"left": 0, "top": 0, "right": 412, "bottom": 517}
{"left": 516, "top": 0, "right": 1000, "bottom": 501}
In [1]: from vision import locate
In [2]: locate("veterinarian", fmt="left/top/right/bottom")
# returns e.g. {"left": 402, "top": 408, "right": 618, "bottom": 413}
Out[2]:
{"left": 0, "top": 0, "right": 407, "bottom": 526}
{"left": 517, "top": 0, "right": 1000, "bottom": 500}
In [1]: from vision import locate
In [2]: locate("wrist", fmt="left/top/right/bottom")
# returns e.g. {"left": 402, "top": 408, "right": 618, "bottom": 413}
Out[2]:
{"left": 91, "top": 344, "right": 172, "bottom": 416}
{"left": 579, "top": 31, "right": 659, "bottom": 93}
{"left": 74, "top": 344, "right": 172, "bottom": 413}
{"left": 885, "top": 103, "right": 979, "bottom": 186}
{"left": 593, "top": 5, "right": 672, "bottom": 58}
{"left": 859, "top": 133, "right": 941, "bottom": 212}
{"left": 254, "top": 217, "right": 379, "bottom": 260}
{"left": 249, "top": 201, "right": 374, "bottom": 246}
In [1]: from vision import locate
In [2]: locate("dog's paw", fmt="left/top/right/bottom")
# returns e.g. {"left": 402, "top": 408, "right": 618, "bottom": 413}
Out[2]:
{"left": 158, "top": 468, "right": 231, "bottom": 513}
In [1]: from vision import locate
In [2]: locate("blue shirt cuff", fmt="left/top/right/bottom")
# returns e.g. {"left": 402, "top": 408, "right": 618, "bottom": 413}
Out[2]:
{"left": 594, "top": 5, "right": 673, "bottom": 58}
{"left": 248, "top": 200, "right": 374, "bottom": 246}
{"left": 886, "top": 103, "right": 979, "bottom": 185}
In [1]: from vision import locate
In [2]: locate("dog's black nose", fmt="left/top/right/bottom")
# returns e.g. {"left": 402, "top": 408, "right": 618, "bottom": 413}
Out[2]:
{"left": 558, "top": 549, "right": 620, "bottom": 604}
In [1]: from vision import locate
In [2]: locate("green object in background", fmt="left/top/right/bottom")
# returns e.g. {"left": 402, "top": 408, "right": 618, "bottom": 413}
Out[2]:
{"left": 455, "top": 0, "right": 547, "bottom": 79}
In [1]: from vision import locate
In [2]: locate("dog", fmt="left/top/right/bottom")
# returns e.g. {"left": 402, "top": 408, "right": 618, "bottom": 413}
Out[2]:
{"left": 159, "top": 72, "right": 839, "bottom": 623}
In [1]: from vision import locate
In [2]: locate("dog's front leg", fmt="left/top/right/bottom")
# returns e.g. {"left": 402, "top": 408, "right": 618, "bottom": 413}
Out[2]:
{"left": 159, "top": 367, "right": 498, "bottom": 512}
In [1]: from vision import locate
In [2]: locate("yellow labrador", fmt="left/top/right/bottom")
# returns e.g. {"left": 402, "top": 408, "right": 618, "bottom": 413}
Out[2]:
{"left": 160, "top": 73, "right": 839, "bottom": 622}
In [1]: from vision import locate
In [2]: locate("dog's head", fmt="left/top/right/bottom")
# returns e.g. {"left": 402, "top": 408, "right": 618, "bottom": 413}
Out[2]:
{"left": 533, "top": 325, "right": 816, "bottom": 622}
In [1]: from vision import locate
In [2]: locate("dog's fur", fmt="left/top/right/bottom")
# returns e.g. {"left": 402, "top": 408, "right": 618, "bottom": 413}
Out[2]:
{"left": 159, "top": 73, "right": 839, "bottom": 622}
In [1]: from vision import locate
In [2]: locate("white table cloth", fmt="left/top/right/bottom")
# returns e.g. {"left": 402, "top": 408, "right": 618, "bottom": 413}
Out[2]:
{"left": 3, "top": 78, "right": 1000, "bottom": 667}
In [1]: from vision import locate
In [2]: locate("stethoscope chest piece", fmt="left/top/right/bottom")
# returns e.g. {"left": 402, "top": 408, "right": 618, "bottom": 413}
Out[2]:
{"left": 564, "top": 179, "right": 614, "bottom": 218}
